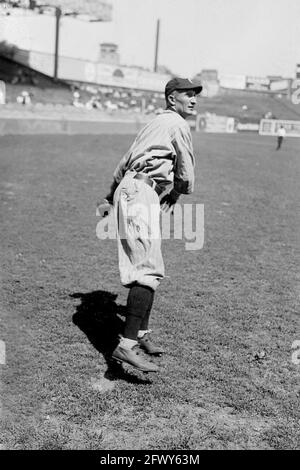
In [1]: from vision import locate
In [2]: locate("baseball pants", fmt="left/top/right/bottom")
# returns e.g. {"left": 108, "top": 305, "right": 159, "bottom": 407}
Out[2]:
{"left": 113, "top": 172, "right": 165, "bottom": 291}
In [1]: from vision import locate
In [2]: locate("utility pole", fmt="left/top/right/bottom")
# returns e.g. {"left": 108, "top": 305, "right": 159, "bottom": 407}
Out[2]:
{"left": 154, "top": 19, "right": 160, "bottom": 73}
{"left": 54, "top": 6, "right": 62, "bottom": 81}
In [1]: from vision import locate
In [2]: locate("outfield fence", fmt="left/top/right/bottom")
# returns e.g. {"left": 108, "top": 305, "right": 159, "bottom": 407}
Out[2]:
{"left": 259, "top": 118, "right": 300, "bottom": 137}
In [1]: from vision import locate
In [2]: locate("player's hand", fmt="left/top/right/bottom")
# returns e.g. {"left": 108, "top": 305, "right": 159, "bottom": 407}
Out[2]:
{"left": 160, "top": 189, "right": 180, "bottom": 213}
{"left": 96, "top": 199, "right": 112, "bottom": 217}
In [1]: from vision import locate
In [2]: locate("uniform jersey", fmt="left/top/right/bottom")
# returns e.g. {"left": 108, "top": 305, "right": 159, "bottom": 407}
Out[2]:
{"left": 113, "top": 110, "right": 195, "bottom": 195}
{"left": 277, "top": 128, "right": 286, "bottom": 137}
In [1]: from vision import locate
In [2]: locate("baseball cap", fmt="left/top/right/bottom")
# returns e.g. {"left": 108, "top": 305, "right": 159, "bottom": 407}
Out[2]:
{"left": 165, "top": 77, "right": 203, "bottom": 97}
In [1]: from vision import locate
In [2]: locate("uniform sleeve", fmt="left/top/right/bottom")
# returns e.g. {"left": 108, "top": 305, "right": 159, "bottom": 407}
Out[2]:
{"left": 171, "top": 123, "right": 195, "bottom": 194}
{"left": 112, "top": 147, "right": 132, "bottom": 184}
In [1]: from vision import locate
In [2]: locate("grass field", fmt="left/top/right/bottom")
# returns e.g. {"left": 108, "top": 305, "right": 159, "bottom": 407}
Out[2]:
{"left": 0, "top": 131, "right": 299, "bottom": 450}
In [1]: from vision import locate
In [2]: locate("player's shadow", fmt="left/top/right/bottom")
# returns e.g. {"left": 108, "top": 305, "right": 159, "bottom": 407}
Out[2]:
{"left": 70, "top": 290, "right": 151, "bottom": 384}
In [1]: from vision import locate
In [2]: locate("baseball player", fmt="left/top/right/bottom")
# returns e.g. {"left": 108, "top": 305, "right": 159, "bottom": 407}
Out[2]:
{"left": 276, "top": 125, "right": 286, "bottom": 150}
{"left": 101, "top": 77, "right": 202, "bottom": 372}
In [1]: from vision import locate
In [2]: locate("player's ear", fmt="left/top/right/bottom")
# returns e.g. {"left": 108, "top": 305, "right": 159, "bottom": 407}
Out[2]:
{"left": 167, "top": 92, "right": 176, "bottom": 106}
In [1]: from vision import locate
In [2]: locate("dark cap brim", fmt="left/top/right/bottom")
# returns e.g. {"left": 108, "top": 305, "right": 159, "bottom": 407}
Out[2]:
{"left": 183, "top": 84, "right": 203, "bottom": 94}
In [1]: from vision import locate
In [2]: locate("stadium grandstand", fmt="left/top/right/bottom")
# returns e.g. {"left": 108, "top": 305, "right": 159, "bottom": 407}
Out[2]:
{"left": 0, "top": 0, "right": 300, "bottom": 126}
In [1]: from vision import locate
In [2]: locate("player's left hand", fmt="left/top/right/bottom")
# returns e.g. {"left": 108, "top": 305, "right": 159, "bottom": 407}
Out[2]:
{"left": 160, "top": 189, "right": 180, "bottom": 213}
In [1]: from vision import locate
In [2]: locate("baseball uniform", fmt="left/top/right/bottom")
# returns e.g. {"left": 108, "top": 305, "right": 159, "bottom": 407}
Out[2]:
{"left": 112, "top": 110, "right": 195, "bottom": 290}
{"left": 104, "top": 77, "right": 202, "bottom": 372}
{"left": 276, "top": 126, "right": 286, "bottom": 150}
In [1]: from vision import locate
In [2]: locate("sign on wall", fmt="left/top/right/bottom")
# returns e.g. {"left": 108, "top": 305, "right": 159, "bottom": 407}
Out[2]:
{"left": 195, "top": 114, "right": 236, "bottom": 133}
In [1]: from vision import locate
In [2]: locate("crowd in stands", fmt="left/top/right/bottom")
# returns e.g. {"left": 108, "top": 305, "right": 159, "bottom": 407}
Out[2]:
{"left": 16, "top": 89, "right": 31, "bottom": 104}
{"left": 70, "top": 84, "right": 166, "bottom": 115}
{"left": 11, "top": 67, "right": 39, "bottom": 86}
{"left": 8, "top": 75, "right": 280, "bottom": 122}
{"left": 12, "top": 81, "right": 166, "bottom": 115}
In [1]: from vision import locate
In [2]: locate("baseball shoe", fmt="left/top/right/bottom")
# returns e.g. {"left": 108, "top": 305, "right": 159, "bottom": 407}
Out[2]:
{"left": 138, "top": 332, "right": 164, "bottom": 356}
{"left": 111, "top": 344, "right": 159, "bottom": 372}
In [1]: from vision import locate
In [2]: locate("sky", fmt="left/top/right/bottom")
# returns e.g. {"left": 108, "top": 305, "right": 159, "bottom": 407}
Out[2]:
{"left": 109, "top": 0, "right": 300, "bottom": 78}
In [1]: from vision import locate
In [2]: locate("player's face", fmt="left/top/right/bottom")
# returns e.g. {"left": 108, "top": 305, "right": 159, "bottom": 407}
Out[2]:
{"left": 173, "top": 89, "right": 198, "bottom": 118}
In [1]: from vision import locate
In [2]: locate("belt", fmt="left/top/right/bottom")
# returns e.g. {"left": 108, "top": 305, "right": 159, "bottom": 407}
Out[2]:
{"left": 133, "top": 173, "right": 163, "bottom": 196}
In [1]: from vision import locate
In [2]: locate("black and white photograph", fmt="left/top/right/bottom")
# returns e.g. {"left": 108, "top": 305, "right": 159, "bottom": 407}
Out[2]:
{"left": 0, "top": 0, "right": 299, "bottom": 453}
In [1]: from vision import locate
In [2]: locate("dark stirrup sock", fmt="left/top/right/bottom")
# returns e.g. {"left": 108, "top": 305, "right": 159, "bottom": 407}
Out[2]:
{"left": 140, "top": 288, "right": 154, "bottom": 330}
{"left": 123, "top": 285, "right": 155, "bottom": 340}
